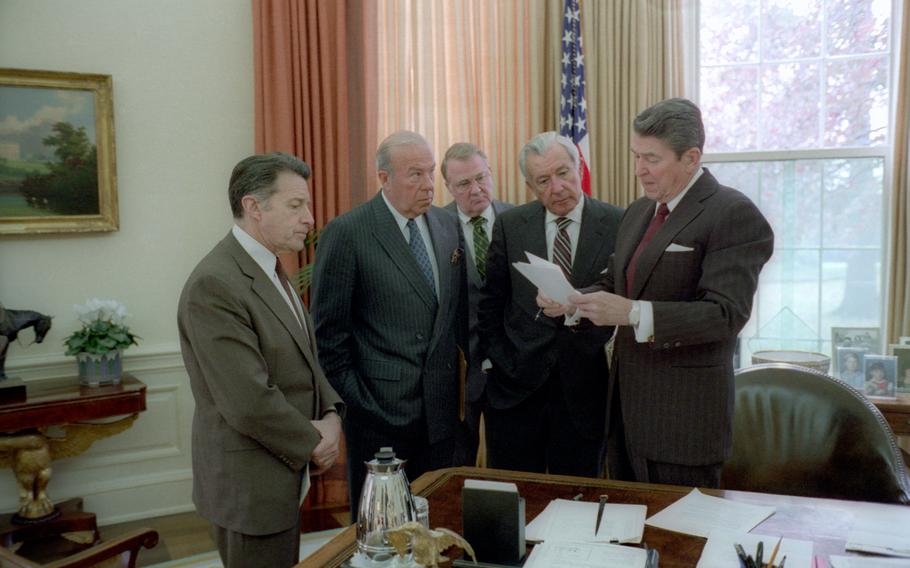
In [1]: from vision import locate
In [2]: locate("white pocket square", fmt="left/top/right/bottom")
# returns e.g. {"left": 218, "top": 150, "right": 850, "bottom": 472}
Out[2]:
{"left": 665, "top": 243, "right": 694, "bottom": 252}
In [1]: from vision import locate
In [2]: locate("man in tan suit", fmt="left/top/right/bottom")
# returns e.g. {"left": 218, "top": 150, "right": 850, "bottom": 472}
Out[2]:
{"left": 178, "top": 153, "right": 344, "bottom": 568}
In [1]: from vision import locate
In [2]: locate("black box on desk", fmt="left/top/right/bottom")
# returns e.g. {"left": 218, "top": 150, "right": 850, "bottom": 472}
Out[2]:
{"left": 462, "top": 479, "right": 525, "bottom": 564}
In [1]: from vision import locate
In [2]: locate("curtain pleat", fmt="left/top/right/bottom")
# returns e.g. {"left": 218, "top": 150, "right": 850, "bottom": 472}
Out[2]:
{"left": 887, "top": 3, "right": 910, "bottom": 342}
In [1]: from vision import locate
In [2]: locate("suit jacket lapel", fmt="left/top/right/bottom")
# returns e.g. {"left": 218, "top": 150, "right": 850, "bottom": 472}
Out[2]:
{"left": 629, "top": 174, "right": 715, "bottom": 298}
{"left": 226, "top": 233, "right": 319, "bottom": 370}
{"left": 520, "top": 202, "right": 548, "bottom": 262}
{"left": 368, "top": 194, "right": 438, "bottom": 310}
{"left": 572, "top": 198, "right": 609, "bottom": 286}
{"left": 426, "top": 207, "right": 460, "bottom": 355}
{"left": 616, "top": 201, "right": 655, "bottom": 298}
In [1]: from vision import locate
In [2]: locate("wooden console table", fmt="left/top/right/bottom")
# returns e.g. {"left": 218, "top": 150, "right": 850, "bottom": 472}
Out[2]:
{"left": 0, "top": 373, "right": 146, "bottom": 562}
{"left": 298, "top": 466, "right": 910, "bottom": 568}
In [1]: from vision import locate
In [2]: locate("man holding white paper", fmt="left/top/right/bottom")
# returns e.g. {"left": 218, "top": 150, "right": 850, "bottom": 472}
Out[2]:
{"left": 540, "top": 99, "right": 773, "bottom": 488}
{"left": 477, "top": 131, "right": 623, "bottom": 477}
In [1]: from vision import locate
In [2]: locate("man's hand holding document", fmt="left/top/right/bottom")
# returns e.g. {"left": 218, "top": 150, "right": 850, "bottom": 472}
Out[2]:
{"left": 513, "top": 252, "right": 581, "bottom": 325}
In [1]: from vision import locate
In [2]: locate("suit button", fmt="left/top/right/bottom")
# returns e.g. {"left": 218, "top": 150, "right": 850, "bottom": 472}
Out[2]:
{"left": 416, "top": 333, "right": 424, "bottom": 340}
{"left": 663, "top": 342, "right": 671, "bottom": 349}
{"left": 674, "top": 341, "right": 682, "bottom": 347}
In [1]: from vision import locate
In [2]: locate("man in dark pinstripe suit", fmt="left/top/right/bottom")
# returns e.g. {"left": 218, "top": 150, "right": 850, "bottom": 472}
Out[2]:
{"left": 478, "top": 132, "right": 623, "bottom": 477}
{"left": 548, "top": 99, "right": 774, "bottom": 488}
{"left": 311, "top": 131, "right": 468, "bottom": 517}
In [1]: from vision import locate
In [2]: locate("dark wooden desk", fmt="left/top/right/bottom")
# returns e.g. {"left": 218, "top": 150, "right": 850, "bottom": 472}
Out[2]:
{"left": 0, "top": 373, "right": 147, "bottom": 562}
{"left": 298, "top": 466, "right": 910, "bottom": 568}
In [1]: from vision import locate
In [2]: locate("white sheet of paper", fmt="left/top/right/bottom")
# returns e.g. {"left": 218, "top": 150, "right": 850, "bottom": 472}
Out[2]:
{"left": 845, "top": 507, "right": 910, "bottom": 558}
{"left": 696, "top": 529, "right": 812, "bottom": 568}
{"left": 831, "top": 555, "right": 910, "bottom": 567}
{"left": 525, "top": 499, "right": 646, "bottom": 544}
{"left": 513, "top": 260, "right": 577, "bottom": 305}
{"left": 523, "top": 540, "right": 648, "bottom": 568}
{"left": 644, "top": 489, "right": 775, "bottom": 538}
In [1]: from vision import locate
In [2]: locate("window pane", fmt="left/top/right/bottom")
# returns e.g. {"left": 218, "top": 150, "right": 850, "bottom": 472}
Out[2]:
{"left": 820, "top": 249, "right": 881, "bottom": 329}
{"left": 822, "top": 158, "right": 884, "bottom": 248}
{"left": 758, "top": 160, "right": 822, "bottom": 248}
{"left": 761, "top": 0, "right": 821, "bottom": 60}
{"left": 827, "top": 0, "right": 890, "bottom": 55}
{"left": 761, "top": 62, "right": 820, "bottom": 149}
{"left": 700, "top": 0, "right": 759, "bottom": 65}
{"left": 825, "top": 56, "right": 889, "bottom": 147}
{"left": 755, "top": 249, "right": 821, "bottom": 344}
{"left": 701, "top": 66, "right": 760, "bottom": 152}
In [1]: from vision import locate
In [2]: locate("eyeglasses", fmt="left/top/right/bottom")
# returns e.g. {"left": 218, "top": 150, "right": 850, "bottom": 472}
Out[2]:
{"left": 451, "top": 171, "right": 491, "bottom": 193}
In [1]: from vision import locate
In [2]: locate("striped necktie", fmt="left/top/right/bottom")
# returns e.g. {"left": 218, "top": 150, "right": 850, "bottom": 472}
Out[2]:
{"left": 470, "top": 216, "right": 489, "bottom": 279}
{"left": 553, "top": 216, "right": 573, "bottom": 278}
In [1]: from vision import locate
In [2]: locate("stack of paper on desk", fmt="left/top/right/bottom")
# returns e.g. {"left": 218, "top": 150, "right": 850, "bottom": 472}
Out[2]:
{"left": 696, "top": 528, "right": 813, "bottom": 568}
{"left": 845, "top": 507, "right": 910, "bottom": 558}
{"left": 525, "top": 498, "right": 646, "bottom": 544}
{"left": 523, "top": 540, "right": 649, "bottom": 568}
{"left": 644, "top": 488, "right": 776, "bottom": 538}
{"left": 830, "top": 555, "right": 910, "bottom": 567}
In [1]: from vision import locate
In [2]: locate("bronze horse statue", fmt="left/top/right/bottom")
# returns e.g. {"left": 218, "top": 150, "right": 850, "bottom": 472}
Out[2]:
{"left": 0, "top": 304, "right": 53, "bottom": 379}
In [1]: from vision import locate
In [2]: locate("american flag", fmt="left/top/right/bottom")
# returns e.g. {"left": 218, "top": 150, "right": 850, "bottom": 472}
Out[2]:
{"left": 560, "top": 0, "right": 591, "bottom": 195}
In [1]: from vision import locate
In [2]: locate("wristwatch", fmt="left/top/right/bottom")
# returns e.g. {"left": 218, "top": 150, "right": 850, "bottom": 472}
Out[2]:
{"left": 627, "top": 301, "right": 641, "bottom": 326}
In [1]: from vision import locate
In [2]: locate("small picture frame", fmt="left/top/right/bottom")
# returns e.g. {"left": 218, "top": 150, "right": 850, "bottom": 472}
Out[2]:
{"left": 888, "top": 344, "right": 910, "bottom": 393}
{"left": 831, "top": 327, "right": 881, "bottom": 372}
{"left": 835, "top": 347, "right": 868, "bottom": 391}
{"left": 862, "top": 354, "right": 897, "bottom": 399}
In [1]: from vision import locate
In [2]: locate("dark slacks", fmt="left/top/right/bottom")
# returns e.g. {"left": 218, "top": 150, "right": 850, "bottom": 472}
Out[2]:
{"left": 212, "top": 520, "right": 300, "bottom": 568}
{"left": 345, "top": 420, "right": 454, "bottom": 520}
{"left": 453, "top": 392, "right": 486, "bottom": 467}
{"left": 485, "top": 372, "right": 602, "bottom": 477}
{"left": 605, "top": 375, "right": 722, "bottom": 488}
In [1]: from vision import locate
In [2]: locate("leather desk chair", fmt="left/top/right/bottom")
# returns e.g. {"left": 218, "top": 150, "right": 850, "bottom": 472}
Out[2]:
{"left": 722, "top": 363, "right": 910, "bottom": 504}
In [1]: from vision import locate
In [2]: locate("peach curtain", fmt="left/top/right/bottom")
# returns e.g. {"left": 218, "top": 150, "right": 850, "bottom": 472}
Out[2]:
{"left": 373, "top": 0, "right": 553, "bottom": 206}
{"left": 887, "top": 3, "right": 910, "bottom": 342}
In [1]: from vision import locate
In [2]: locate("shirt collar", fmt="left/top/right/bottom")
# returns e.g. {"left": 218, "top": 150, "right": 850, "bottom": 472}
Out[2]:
{"left": 380, "top": 189, "right": 420, "bottom": 231}
{"left": 456, "top": 203, "right": 494, "bottom": 227}
{"left": 664, "top": 167, "right": 704, "bottom": 213}
{"left": 545, "top": 194, "right": 585, "bottom": 225}
{"left": 232, "top": 224, "right": 278, "bottom": 278}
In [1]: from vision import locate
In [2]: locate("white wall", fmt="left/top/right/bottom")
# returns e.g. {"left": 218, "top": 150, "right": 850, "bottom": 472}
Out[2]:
{"left": 0, "top": 0, "right": 254, "bottom": 524}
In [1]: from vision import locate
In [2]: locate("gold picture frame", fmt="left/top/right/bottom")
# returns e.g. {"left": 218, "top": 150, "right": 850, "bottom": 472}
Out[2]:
{"left": 0, "top": 68, "right": 117, "bottom": 235}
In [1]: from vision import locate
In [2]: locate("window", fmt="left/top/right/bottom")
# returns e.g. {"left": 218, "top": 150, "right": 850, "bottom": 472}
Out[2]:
{"left": 698, "top": 0, "right": 895, "bottom": 362}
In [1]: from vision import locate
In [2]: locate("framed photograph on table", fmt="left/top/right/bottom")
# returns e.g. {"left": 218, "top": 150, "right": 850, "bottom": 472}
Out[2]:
{"left": 862, "top": 355, "right": 897, "bottom": 399}
{"left": 889, "top": 344, "right": 910, "bottom": 393}
{"left": 0, "top": 68, "right": 117, "bottom": 235}
{"left": 835, "top": 347, "right": 868, "bottom": 391}
{"left": 831, "top": 327, "right": 881, "bottom": 372}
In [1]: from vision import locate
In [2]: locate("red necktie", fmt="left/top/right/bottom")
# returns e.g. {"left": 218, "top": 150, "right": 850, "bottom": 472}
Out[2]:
{"left": 626, "top": 203, "right": 669, "bottom": 293}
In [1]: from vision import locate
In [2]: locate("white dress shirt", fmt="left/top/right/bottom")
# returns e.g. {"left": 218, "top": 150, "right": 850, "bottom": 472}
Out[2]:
{"left": 544, "top": 196, "right": 585, "bottom": 263}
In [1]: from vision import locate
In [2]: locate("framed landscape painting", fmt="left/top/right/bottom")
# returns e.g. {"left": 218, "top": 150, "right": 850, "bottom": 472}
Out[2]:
{"left": 0, "top": 68, "right": 117, "bottom": 235}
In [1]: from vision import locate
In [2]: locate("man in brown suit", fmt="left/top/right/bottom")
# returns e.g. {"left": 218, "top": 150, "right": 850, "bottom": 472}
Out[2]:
{"left": 541, "top": 99, "right": 773, "bottom": 487}
{"left": 178, "top": 153, "right": 344, "bottom": 568}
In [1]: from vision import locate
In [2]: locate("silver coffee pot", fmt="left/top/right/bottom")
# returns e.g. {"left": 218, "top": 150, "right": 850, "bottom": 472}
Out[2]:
{"left": 356, "top": 447, "right": 417, "bottom": 562}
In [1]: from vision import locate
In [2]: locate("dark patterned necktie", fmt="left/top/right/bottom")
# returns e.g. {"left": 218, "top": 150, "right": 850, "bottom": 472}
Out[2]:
{"left": 470, "top": 216, "right": 489, "bottom": 279}
{"left": 553, "top": 217, "right": 573, "bottom": 278}
{"left": 626, "top": 203, "right": 670, "bottom": 292}
{"left": 407, "top": 219, "right": 438, "bottom": 304}
{"left": 275, "top": 258, "right": 309, "bottom": 340}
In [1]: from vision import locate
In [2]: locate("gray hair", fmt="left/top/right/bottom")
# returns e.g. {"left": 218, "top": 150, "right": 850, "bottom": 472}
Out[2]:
{"left": 633, "top": 98, "right": 705, "bottom": 157}
{"left": 376, "top": 131, "right": 431, "bottom": 174}
{"left": 228, "top": 152, "right": 311, "bottom": 219}
{"left": 441, "top": 143, "right": 489, "bottom": 181}
{"left": 518, "top": 132, "right": 579, "bottom": 181}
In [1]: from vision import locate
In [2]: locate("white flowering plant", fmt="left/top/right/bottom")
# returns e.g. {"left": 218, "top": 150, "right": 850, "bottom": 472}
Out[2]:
{"left": 63, "top": 298, "right": 140, "bottom": 356}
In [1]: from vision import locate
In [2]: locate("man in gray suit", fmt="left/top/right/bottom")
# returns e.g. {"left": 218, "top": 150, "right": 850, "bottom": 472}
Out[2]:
{"left": 441, "top": 143, "right": 514, "bottom": 467}
{"left": 178, "top": 153, "right": 344, "bottom": 568}
{"left": 312, "top": 131, "right": 467, "bottom": 515}
{"left": 478, "top": 132, "right": 623, "bottom": 477}
{"left": 548, "top": 98, "right": 774, "bottom": 487}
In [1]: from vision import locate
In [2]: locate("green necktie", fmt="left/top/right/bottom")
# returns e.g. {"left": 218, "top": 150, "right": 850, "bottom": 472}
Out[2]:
{"left": 470, "top": 216, "right": 489, "bottom": 279}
